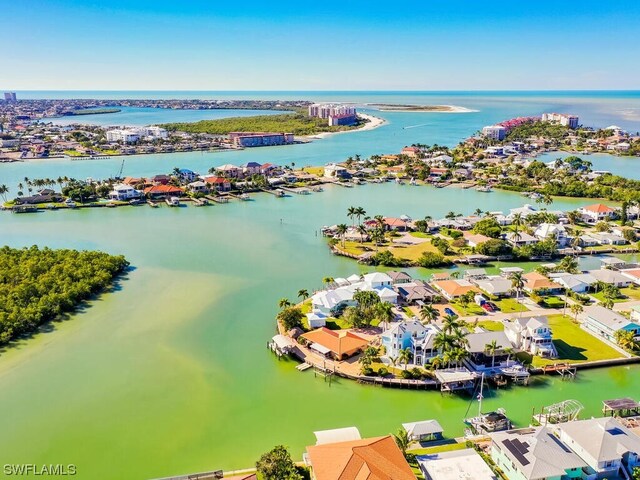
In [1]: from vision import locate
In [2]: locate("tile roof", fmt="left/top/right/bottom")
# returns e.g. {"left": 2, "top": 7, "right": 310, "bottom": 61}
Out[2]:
{"left": 301, "top": 328, "right": 369, "bottom": 357}
{"left": 306, "top": 435, "right": 416, "bottom": 480}
{"left": 582, "top": 203, "right": 615, "bottom": 213}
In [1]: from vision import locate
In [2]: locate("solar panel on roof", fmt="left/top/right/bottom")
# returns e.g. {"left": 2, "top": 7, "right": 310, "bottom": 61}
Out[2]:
{"left": 548, "top": 432, "right": 574, "bottom": 453}
{"left": 607, "top": 427, "right": 625, "bottom": 436}
{"left": 502, "top": 439, "right": 530, "bottom": 466}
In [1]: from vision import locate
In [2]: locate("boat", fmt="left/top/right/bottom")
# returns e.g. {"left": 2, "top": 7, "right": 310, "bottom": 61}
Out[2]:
{"left": 239, "top": 193, "right": 250, "bottom": 201}
{"left": 65, "top": 200, "right": 77, "bottom": 209}
{"left": 312, "top": 186, "right": 323, "bottom": 192}
{"left": 395, "top": 177, "right": 404, "bottom": 185}
{"left": 464, "top": 374, "right": 512, "bottom": 436}
{"left": 409, "top": 177, "right": 417, "bottom": 185}
{"left": 165, "top": 196, "right": 180, "bottom": 207}
{"left": 275, "top": 189, "right": 285, "bottom": 197}
{"left": 476, "top": 185, "right": 492, "bottom": 192}
{"left": 105, "top": 202, "right": 117, "bottom": 208}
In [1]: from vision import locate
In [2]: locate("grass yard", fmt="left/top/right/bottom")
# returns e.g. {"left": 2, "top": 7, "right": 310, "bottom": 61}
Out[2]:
{"left": 619, "top": 286, "right": 640, "bottom": 300}
{"left": 451, "top": 301, "right": 486, "bottom": 316}
{"left": 517, "top": 314, "right": 624, "bottom": 367}
{"left": 411, "top": 442, "right": 469, "bottom": 455}
{"left": 495, "top": 298, "right": 529, "bottom": 313}
{"left": 409, "top": 232, "right": 431, "bottom": 239}
{"left": 540, "top": 295, "right": 566, "bottom": 309}
{"left": 325, "top": 317, "right": 351, "bottom": 330}
{"left": 477, "top": 320, "right": 505, "bottom": 331}
{"left": 591, "top": 291, "right": 626, "bottom": 303}
{"left": 387, "top": 240, "right": 441, "bottom": 262}
{"left": 302, "top": 166, "right": 324, "bottom": 176}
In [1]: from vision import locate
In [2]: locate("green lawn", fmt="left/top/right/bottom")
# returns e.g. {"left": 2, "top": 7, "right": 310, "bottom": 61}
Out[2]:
{"left": 477, "top": 320, "right": 505, "bottom": 331}
{"left": 325, "top": 317, "right": 351, "bottom": 330}
{"left": 411, "top": 442, "right": 468, "bottom": 455}
{"left": 518, "top": 314, "right": 624, "bottom": 367}
{"left": 451, "top": 302, "right": 486, "bottom": 316}
{"left": 495, "top": 298, "right": 529, "bottom": 313}
{"left": 619, "top": 287, "right": 640, "bottom": 300}
{"left": 540, "top": 295, "right": 566, "bottom": 309}
{"left": 591, "top": 291, "right": 626, "bottom": 304}
{"left": 409, "top": 232, "right": 431, "bottom": 238}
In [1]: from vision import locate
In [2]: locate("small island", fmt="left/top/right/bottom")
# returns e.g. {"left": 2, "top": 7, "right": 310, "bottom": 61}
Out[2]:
{"left": 0, "top": 245, "right": 129, "bottom": 345}
{"left": 369, "top": 104, "right": 473, "bottom": 112}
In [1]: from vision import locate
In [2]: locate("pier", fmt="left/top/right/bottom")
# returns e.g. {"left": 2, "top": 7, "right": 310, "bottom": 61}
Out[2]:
{"left": 541, "top": 363, "right": 577, "bottom": 380}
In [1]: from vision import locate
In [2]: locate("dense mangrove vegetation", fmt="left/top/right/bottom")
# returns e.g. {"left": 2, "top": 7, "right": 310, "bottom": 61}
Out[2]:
{"left": 0, "top": 246, "right": 129, "bottom": 344}
{"left": 160, "top": 111, "right": 364, "bottom": 136}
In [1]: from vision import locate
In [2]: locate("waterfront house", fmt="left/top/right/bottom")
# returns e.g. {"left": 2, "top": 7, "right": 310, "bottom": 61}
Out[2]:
{"left": 464, "top": 232, "right": 493, "bottom": 248}
{"left": 387, "top": 271, "right": 412, "bottom": 285}
{"left": 381, "top": 320, "right": 439, "bottom": 366}
{"left": 579, "top": 203, "right": 616, "bottom": 223}
{"left": 305, "top": 435, "right": 415, "bottom": 480}
{"left": 418, "top": 449, "right": 497, "bottom": 480}
{"left": 151, "top": 174, "right": 171, "bottom": 185}
{"left": 465, "top": 330, "right": 513, "bottom": 371}
{"left": 203, "top": 176, "right": 232, "bottom": 192}
{"left": 401, "top": 146, "right": 421, "bottom": 157}
{"left": 583, "top": 305, "right": 640, "bottom": 343}
{"left": 383, "top": 217, "right": 411, "bottom": 231}
{"left": 143, "top": 184, "right": 183, "bottom": 199}
{"left": 177, "top": 168, "right": 198, "bottom": 182}
{"left": 505, "top": 231, "right": 539, "bottom": 248}
{"left": 242, "top": 161, "right": 262, "bottom": 175}
{"left": 186, "top": 180, "right": 208, "bottom": 194}
{"left": 507, "top": 204, "right": 538, "bottom": 220}
{"left": 587, "top": 269, "right": 632, "bottom": 288}
{"left": 577, "top": 234, "right": 599, "bottom": 247}
{"left": 313, "top": 427, "right": 362, "bottom": 445}
{"left": 402, "top": 419, "right": 443, "bottom": 443}
{"left": 504, "top": 316, "right": 557, "bottom": 357}
{"left": 215, "top": 164, "right": 242, "bottom": 178}
{"left": 306, "top": 311, "right": 327, "bottom": 329}
{"left": 556, "top": 417, "right": 640, "bottom": 478}
{"left": 464, "top": 268, "right": 488, "bottom": 280}
{"left": 323, "top": 163, "right": 350, "bottom": 179}
{"left": 522, "top": 272, "right": 563, "bottom": 294}
{"left": 473, "top": 276, "right": 513, "bottom": 297}
{"left": 362, "top": 272, "right": 393, "bottom": 288}
{"left": 108, "top": 184, "right": 142, "bottom": 201}
{"left": 490, "top": 427, "right": 587, "bottom": 480}
{"left": 534, "top": 223, "right": 569, "bottom": 246}
{"left": 301, "top": 327, "right": 369, "bottom": 360}
{"left": 432, "top": 279, "right": 477, "bottom": 301}
{"left": 590, "top": 232, "right": 627, "bottom": 246}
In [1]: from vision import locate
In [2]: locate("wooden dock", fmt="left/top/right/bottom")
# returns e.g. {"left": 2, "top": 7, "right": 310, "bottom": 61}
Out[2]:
{"left": 205, "top": 195, "right": 228, "bottom": 204}
{"left": 542, "top": 363, "right": 577, "bottom": 380}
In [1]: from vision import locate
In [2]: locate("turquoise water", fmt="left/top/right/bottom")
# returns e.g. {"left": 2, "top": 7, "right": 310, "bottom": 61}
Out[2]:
{"left": 1, "top": 92, "right": 640, "bottom": 479}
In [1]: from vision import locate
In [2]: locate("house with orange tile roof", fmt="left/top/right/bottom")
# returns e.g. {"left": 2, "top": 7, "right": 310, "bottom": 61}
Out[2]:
{"left": 301, "top": 327, "right": 369, "bottom": 360}
{"left": 383, "top": 217, "right": 410, "bottom": 231}
{"left": 579, "top": 203, "right": 616, "bottom": 223}
{"left": 203, "top": 176, "right": 231, "bottom": 192}
{"left": 523, "top": 272, "right": 563, "bottom": 294}
{"left": 305, "top": 435, "right": 416, "bottom": 480}
{"left": 143, "top": 184, "right": 184, "bottom": 199}
{"left": 431, "top": 279, "right": 477, "bottom": 300}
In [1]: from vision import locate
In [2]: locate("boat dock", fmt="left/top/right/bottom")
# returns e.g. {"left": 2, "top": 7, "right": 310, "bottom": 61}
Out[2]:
{"left": 205, "top": 195, "right": 229, "bottom": 204}
{"left": 279, "top": 186, "right": 311, "bottom": 195}
{"left": 541, "top": 363, "right": 577, "bottom": 380}
{"left": 602, "top": 398, "right": 640, "bottom": 417}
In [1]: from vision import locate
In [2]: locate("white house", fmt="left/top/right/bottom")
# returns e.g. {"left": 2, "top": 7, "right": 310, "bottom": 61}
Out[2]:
{"left": 587, "top": 269, "right": 632, "bottom": 288}
{"left": 186, "top": 180, "right": 208, "bottom": 193}
{"left": 557, "top": 417, "right": 640, "bottom": 478}
{"left": 362, "top": 272, "right": 393, "bottom": 288}
{"left": 579, "top": 203, "right": 616, "bottom": 223}
{"left": 552, "top": 272, "right": 597, "bottom": 293}
{"left": 473, "top": 276, "right": 513, "bottom": 297}
{"left": 108, "top": 184, "right": 142, "bottom": 201}
{"left": 504, "top": 316, "right": 557, "bottom": 357}
{"left": 534, "top": 223, "right": 569, "bottom": 246}
{"left": 381, "top": 320, "right": 439, "bottom": 367}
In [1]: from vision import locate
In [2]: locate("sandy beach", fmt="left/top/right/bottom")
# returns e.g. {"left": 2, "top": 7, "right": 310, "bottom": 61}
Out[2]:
{"left": 302, "top": 113, "right": 386, "bottom": 141}
{"left": 371, "top": 104, "right": 478, "bottom": 113}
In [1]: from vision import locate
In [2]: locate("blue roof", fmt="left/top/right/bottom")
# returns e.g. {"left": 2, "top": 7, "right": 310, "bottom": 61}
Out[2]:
{"left": 179, "top": 168, "right": 195, "bottom": 174}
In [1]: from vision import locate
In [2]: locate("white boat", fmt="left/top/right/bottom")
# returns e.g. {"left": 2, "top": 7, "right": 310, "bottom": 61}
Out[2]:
{"left": 239, "top": 193, "right": 250, "bottom": 201}
{"left": 464, "top": 373, "right": 512, "bottom": 435}
{"left": 165, "top": 196, "right": 180, "bottom": 207}
{"left": 410, "top": 177, "right": 417, "bottom": 185}
{"left": 275, "top": 189, "right": 285, "bottom": 197}
{"left": 476, "top": 185, "right": 492, "bottom": 192}
{"left": 395, "top": 177, "right": 404, "bottom": 185}
{"left": 65, "top": 200, "right": 77, "bottom": 209}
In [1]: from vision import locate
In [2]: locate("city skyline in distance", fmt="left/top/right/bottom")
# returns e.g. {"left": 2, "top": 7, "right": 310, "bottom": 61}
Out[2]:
{"left": 2, "top": 0, "right": 640, "bottom": 91}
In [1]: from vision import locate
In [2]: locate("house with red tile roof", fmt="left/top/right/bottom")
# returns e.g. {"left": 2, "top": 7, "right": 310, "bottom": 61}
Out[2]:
{"left": 143, "top": 184, "right": 184, "bottom": 198}
{"left": 305, "top": 435, "right": 415, "bottom": 480}
{"left": 203, "top": 176, "right": 231, "bottom": 192}
{"left": 579, "top": 203, "right": 616, "bottom": 223}
{"left": 301, "top": 328, "right": 369, "bottom": 360}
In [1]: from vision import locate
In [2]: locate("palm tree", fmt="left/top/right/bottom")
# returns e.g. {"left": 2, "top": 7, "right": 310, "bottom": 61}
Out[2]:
{"left": 357, "top": 224, "right": 368, "bottom": 243}
{"left": 0, "top": 184, "right": 8, "bottom": 202}
{"left": 559, "top": 256, "right": 579, "bottom": 274}
{"left": 484, "top": 340, "right": 498, "bottom": 369}
{"left": 336, "top": 223, "right": 348, "bottom": 247}
{"left": 570, "top": 303, "right": 583, "bottom": 322}
{"left": 375, "top": 302, "right": 395, "bottom": 330}
{"left": 510, "top": 271, "right": 525, "bottom": 305}
{"left": 419, "top": 304, "right": 439, "bottom": 324}
{"left": 297, "top": 289, "right": 309, "bottom": 301}
{"left": 278, "top": 298, "right": 291, "bottom": 309}
{"left": 393, "top": 428, "right": 410, "bottom": 458}
{"left": 347, "top": 206, "right": 357, "bottom": 226}
{"left": 355, "top": 206, "right": 366, "bottom": 225}
{"left": 442, "top": 314, "right": 462, "bottom": 334}
{"left": 511, "top": 213, "right": 523, "bottom": 242}
{"left": 398, "top": 347, "right": 412, "bottom": 370}
{"left": 322, "top": 277, "right": 334, "bottom": 287}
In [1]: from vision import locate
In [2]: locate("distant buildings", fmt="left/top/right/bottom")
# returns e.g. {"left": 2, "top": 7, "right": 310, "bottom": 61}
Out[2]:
{"left": 542, "top": 112, "right": 579, "bottom": 129}
{"left": 106, "top": 126, "right": 167, "bottom": 143}
{"left": 3, "top": 92, "right": 17, "bottom": 103}
{"left": 228, "top": 132, "right": 294, "bottom": 148}
{"left": 482, "top": 125, "right": 507, "bottom": 141}
{"left": 308, "top": 103, "right": 358, "bottom": 126}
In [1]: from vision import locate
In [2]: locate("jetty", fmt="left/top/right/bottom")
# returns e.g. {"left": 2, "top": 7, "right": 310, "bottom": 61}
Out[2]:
{"left": 206, "top": 195, "right": 228, "bottom": 204}
{"left": 602, "top": 398, "right": 640, "bottom": 417}
{"left": 261, "top": 188, "right": 285, "bottom": 197}
{"left": 541, "top": 363, "right": 577, "bottom": 380}
{"left": 280, "top": 186, "right": 311, "bottom": 195}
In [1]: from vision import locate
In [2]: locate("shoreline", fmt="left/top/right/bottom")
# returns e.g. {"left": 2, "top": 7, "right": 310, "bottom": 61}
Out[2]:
{"left": 301, "top": 113, "right": 386, "bottom": 140}
{"left": 368, "top": 103, "right": 478, "bottom": 113}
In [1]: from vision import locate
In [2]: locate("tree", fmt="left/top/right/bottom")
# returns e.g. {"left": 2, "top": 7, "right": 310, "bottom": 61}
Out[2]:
{"left": 594, "top": 221, "right": 611, "bottom": 233}
{"left": 355, "top": 206, "right": 366, "bottom": 225}
{"left": 510, "top": 271, "right": 525, "bottom": 303}
{"left": 347, "top": 206, "right": 357, "bottom": 226}
{"left": 476, "top": 239, "right": 513, "bottom": 256}
{"left": 322, "top": 277, "right": 334, "bottom": 286}
{"left": 417, "top": 251, "right": 450, "bottom": 268}
{"left": 0, "top": 184, "right": 8, "bottom": 202}
{"left": 375, "top": 301, "right": 395, "bottom": 330}
{"left": 359, "top": 346, "right": 379, "bottom": 373}
{"left": 353, "top": 290, "right": 380, "bottom": 310}
{"left": 278, "top": 298, "right": 292, "bottom": 309}
{"left": 393, "top": 428, "right": 410, "bottom": 458}
{"left": 419, "top": 304, "right": 439, "bottom": 324}
{"left": 297, "top": 289, "right": 309, "bottom": 301}
{"left": 472, "top": 217, "right": 503, "bottom": 238}
{"left": 570, "top": 303, "right": 583, "bottom": 322}
{"left": 276, "top": 306, "right": 304, "bottom": 331}
{"left": 336, "top": 224, "right": 348, "bottom": 247}
{"left": 398, "top": 347, "right": 412, "bottom": 370}
{"left": 558, "top": 256, "right": 579, "bottom": 274}
{"left": 614, "top": 330, "right": 637, "bottom": 352}
{"left": 255, "top": 445, "right": 302, "bottom": 480}
{"left": 484, "top": 340, "right": 498, "bottom": 369}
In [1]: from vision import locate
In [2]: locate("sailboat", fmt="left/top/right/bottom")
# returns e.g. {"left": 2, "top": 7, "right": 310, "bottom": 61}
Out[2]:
{"left": 464, "top": 373, "right": 512, "bottom": 435}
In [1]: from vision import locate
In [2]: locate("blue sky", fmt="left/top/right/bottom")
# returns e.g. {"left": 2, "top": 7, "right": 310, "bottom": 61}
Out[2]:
{"left": 2, "top": 0, "right": 639, "bottom": 90}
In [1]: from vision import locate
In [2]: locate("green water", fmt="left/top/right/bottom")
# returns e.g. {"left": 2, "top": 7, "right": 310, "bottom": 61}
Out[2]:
{"left": 1, "top": 183, "right": 639, "bottom": 479}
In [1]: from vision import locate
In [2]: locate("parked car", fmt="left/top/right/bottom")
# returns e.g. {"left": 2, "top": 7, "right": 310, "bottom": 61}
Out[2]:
{"left": 481, "top": 303, "right": 494, "bottom": 313}
{"left": 444, "top": 307, "right": 457, "bottom": 316}
{"left": 487, "top": 302, "right": 499, "bottom": 311}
